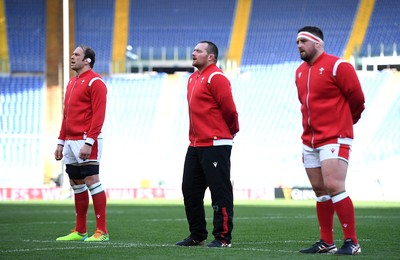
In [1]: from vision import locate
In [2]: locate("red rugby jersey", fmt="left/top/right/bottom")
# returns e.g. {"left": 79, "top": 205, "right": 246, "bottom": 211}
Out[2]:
{"left": 58, "top": 69, "right": 107, "bottom": 145}
{"left": 295, "top": 53, "right": 365, "bottom": 148}
{"left": 187, "top": 64, "right": 239, "bottom": 147}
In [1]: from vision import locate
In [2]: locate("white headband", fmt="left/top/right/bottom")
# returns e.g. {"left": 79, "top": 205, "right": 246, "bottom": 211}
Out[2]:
{"left": 296, "top": 31, "right": 324, "bottom": 44}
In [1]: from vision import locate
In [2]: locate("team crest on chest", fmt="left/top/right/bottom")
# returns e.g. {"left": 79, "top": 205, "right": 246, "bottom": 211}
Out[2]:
{"left": 200, "top": 77, "right": 205, "bottom": 83}
{"left": 319, "top": 67, "right": 325, "bottom": 75}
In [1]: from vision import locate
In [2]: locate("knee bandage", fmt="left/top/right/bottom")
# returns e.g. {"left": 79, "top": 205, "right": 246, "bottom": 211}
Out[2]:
{"left": 316, "top": 195, "right": 331, "bottom": 202}
{"left": 72, "top": 184, "right": 88, "bottom": 194}
{"left": 88, "top": 182, "right": 104, "bottom": 196}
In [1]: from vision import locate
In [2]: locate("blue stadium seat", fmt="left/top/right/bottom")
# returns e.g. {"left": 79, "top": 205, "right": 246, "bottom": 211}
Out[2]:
{"left": 102, "top": 74, "right": 167, "bottom": 142}
{"left": 5, "top": 0, "right": 46, "bottom": 73}
{"left": 0, "top": 76, "right": 44, "bottom": 134}
{"left": 0, "top": 76, "right": 44, "bottom": 173}
{"left": 359, "top": 0, "right": 400, "bottom": 57}
{"left": 74, "top": 0, "right": 115, "bottom": 74}
{"left": 128, "top": 0, "right": 234, "bottom": 60}
{"left": 241, "top": 0, "right": 359, "bottom": 67}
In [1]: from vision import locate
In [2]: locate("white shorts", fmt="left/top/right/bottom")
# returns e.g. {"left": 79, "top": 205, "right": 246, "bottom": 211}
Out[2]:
{"left": 63, "top": 139, "right": 103, "bottom": 165}
{"left": 302, "top": 143, "right": 351, "bottom": 168}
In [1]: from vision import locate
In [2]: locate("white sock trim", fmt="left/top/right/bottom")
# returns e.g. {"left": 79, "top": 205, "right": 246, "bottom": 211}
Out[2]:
{"left": 72, "top": 184, "right": 88, "bottom": 194}
{"left": 316, "top": 195, "right": 331, "bottom": 202}
{"left": 332, "top": 191, "right": 348, "bottom": 203}
{"left": 88, "top": 182, "right": 104, "bottom": 196}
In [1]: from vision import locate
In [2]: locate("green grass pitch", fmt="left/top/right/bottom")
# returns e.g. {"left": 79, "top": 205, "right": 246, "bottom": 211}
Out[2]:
{"left": 0, "top": 199, "right": 399, "bottom": 259}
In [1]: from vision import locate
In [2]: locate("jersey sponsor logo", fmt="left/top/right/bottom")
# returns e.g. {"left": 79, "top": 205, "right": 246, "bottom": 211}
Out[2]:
{"left": 213, "top": 162, "right": 218, "bottom": 168}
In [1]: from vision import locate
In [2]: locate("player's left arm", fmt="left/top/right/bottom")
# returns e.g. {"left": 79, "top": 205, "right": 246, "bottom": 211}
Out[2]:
{"left": 336, "top": 63, "right": 365, "bottom": 124}
{"left": 86, "top": 79, "right": 107, "bottom": 144}
{"left": 209, "top": 74, "right": 239, "bottom": 136}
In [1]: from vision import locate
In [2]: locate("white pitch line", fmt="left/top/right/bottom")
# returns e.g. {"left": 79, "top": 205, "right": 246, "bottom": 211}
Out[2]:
{"left": 144, "top": 215, "right": 315, "bottom": 222}
{"left": 0, "top": 241, "right": 295, "bottom": 254}
{"left": 0, "top": 238, "right": 372, "bottom": 254}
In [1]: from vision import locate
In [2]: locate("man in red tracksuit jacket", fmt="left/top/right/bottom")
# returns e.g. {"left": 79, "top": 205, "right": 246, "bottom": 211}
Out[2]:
{"left": 176, "top": 41, "right": 239, "bottom": 248}
{"left": 295, "top": 26, "right": 365, "bottom": 255}
{"left": 54, "top": 45, "right": 109, "bottom": 242}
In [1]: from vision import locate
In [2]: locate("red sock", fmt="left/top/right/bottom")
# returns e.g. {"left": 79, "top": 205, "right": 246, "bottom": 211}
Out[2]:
{"left": 333, "top": 195, "right": 358, "bottom": 244}
{"left": 92, "top": 191, "right": 108, "bottom": 233}
{"left": 316, "top": 199, "right": 334, "bottom": 244}
{"left": 74, "top": 190, "right": 89, "bottom": 233}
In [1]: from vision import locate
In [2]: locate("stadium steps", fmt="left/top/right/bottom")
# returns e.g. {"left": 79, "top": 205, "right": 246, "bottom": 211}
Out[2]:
{"left": 0, "top": 0, "right": 9, "bottom": 73}
{"left": 343, "top": 0, "right": 375, "bottom": 61}
{"left": 359, "top": 0, "right": 400, "bottom": 56}
{"left": 226, "top": 0, "right": 252, "bottom": 68}
{"left": 112, "top": 0, "right": 130, "bottom": 73}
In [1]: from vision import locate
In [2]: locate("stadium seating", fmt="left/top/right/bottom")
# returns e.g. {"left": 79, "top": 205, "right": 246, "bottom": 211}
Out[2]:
{"left": 0, "top": 76, "right": 44, "bottom": 186}
{"left": 74, "top": 0, "right": 115, "bottom": 74}
{"left": 4, "top": 0, "right": 46, "bottom": 73}
{"left": 356, "top": 71, "right": 399, "bottom": 163}
{"left": 127, "top": 0, "right": 234, "bottom": 60}
{"left": 102, "top": 74, "right": 166, "bottom": 141}
{"left": 0, "top": 1, "right": 399, "bottom": 194}
{"left": 0, "top": 76, "right": 44, "bottom": 134}
{"left": 359, "top": 0, "right": 400, "bottom": 57}
{"left": 241, "top": 0, "right": 359, "bottom": 67}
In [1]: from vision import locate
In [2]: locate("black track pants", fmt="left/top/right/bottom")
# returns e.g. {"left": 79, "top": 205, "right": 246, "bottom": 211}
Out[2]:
{"left": 182, "top": 145, "right": 234, "bottom": 242}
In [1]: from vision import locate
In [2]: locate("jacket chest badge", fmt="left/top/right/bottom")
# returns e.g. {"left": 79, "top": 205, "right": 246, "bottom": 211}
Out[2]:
{"left": 298, "top": 72, "right": 302, "bottom": 78}
{"left": 319, "top": 67, "right": 325, "bottom": 75}
{"left": 200, "top": 77, "right": 205, "bottom": 83}
{"left": 81, "top": 79, "right": 86, "bottom": 85}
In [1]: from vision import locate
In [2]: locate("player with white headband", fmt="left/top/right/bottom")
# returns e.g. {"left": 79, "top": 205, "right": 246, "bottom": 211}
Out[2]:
{"left": 296, "top": 31, "right": 324, "bottom": 45}
{"left": 295, "top": 26, "right": 365, "bottom": 256}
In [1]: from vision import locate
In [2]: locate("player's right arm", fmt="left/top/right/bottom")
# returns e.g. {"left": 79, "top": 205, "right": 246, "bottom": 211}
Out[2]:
{"left": 54, "top": 144, "right": 64, "bottom": 160}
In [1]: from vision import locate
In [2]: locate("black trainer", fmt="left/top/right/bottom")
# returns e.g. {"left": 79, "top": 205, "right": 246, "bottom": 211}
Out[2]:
{"left": 334, "top": 238, "right": 361, "bottom": 255}
{"left": 207, "top": 239, "right": 232, "bottom": 248}
{"left": 175, "top": 236, "right": 205, "bottom": 246}
{"left": 299, "top": 240, "right": 337, "bottom": 254}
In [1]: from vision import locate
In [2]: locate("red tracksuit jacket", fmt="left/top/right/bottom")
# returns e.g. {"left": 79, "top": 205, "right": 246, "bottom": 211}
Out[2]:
{"left": 187, "top": 64, "right": 239, "bottom": 147}
{"left": 58, "top": 69, "right": 107, "bottom": 145}
{"left": 295, "top": 52, "right": 365, "bottom": 148}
